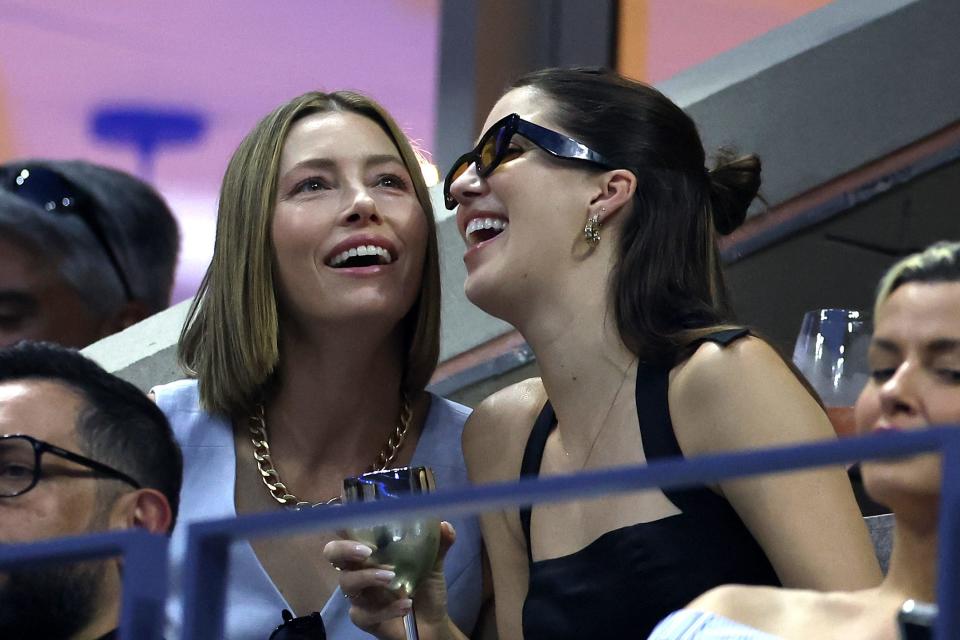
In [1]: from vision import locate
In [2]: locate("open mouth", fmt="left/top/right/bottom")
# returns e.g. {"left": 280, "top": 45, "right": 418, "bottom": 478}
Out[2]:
{"left": 465, "top": 217, "right": 509, "bottom": 245}
{"left": 327, "top": 245, "right": 395, "bottom": 268}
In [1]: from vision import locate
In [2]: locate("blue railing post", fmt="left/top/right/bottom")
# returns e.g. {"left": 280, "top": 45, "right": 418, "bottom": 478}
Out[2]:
{"left": 0, "top": 529, "right": 169, "bottom": 640}
{"left": 180, "top": 525, "right": 232, "bottom": 640}
{"left": 935, "top": 430, "right": 960, "bottom": 639}
{"left": 118, "top": 530, "right": 169, "bottom": 640}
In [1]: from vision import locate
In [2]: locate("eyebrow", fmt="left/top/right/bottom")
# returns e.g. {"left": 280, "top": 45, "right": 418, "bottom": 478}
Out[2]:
{"left": 926, "top": 339, "right": 960, "bottom": 355}
{"left": 870, "top": 338, "right": 960, "bottom": 355}
{"left": 0, "top": 291, "right": 37, "bottom": 310}
{"left": 284, "top": 154, "right": 406, "bottom": 175}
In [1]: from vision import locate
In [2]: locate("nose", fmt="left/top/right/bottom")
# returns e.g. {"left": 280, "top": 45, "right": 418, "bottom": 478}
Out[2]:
{"left": 877, "top": 362, "right": 921, "bottom": 420}
{"left": 341, "top": 185, "right": 382, "bottom": 226}
{"left": 448, "top": 161, "right": 485, "bottom": 209}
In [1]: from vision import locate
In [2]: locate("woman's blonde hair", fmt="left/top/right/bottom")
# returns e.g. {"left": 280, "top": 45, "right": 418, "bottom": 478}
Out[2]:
{"left": 178, "top": 91, "right": 441, "bottom": 417}
{"left": 875, "top": 240, "right": 960, "bottom": 316}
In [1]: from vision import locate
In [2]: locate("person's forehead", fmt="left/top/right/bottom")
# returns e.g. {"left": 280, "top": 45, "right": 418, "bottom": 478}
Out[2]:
{"left": 0, "top": 235, "right": 59, "bottom": 285}
{"left": 482, "top": 86, "right": 559, "bottom": 137}
{"left": 873, "top": 282, "right": 960, "bottom": 353}
{"left": 0, "top": 379, "right": 85, "bottom": 448}
{"left": 278, "top": 111, "right": 402, "bottom": 175}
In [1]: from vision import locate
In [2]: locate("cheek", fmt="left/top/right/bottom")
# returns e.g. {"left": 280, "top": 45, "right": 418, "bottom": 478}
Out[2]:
{"left": 853, "top": 385, "right": 881, "bottom": 435}
{"left": 927, "top": 392, "right": 960, "bottom": 427}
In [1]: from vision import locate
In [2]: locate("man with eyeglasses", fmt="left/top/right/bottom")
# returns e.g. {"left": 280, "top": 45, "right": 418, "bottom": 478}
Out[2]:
{"left": 0, "top": 160, "right": 179, "bottom": 349}
{"left": 0, "top": 341, "right": 182, "bottom": 640}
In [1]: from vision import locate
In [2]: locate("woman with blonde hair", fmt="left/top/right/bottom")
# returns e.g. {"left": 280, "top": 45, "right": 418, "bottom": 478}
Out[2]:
{"left": 152, "top": 91, "right": 483, "bottom": 640}
{"left": 649, "top": 240, "right": 960, "bottom": 639}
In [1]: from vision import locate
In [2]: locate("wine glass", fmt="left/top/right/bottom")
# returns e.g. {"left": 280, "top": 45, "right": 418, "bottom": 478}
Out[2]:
{"left": 792, "top": 308, "right": 872, "bottom": 437}
{"left": 341, "top": 466, "right": 440, "bottom": 640}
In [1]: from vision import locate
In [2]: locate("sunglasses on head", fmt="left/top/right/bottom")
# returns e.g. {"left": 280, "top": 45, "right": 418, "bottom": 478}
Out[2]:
{"left": 6, "top": 166, "right": 134, "bottom": 302}
{"left": 443, "top": 113, "right": 614, "bottom": 210}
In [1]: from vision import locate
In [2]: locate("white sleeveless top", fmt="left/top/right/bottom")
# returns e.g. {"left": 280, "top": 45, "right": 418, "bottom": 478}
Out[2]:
{"left": 648, "top": 611, "right": 782, "bottom": 639}
{"left": 154, "top": 379, "right": 483, "bottom": 640}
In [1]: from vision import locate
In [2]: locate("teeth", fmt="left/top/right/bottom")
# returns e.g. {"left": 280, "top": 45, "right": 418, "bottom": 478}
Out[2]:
{"left": 328, "top": 244, "right": 395, "bottom": 267}
{"left": 466, "top": 217, "right": 508, "bottom": 237}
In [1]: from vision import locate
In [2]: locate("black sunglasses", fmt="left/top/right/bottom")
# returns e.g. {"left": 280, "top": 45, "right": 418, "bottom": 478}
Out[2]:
{"left": 6, "top": 166, "right": 134, "bottom": 302}
{"left": 0, "top": 433, "right": 141, "bottom": 498}
{"left": 443, "top": 113, "right": 614, "bottom": 210}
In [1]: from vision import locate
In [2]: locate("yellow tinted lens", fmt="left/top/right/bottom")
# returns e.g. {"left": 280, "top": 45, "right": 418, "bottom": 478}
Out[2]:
{"left": 451, "top": 159, "right": 469, "bottom": 183}
{"left": 478, "top": 135, "right": 499, "bottom": 174}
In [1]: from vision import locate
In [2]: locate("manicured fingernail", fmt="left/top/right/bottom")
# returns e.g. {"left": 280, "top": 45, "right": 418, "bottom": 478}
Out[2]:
{"left": 373, "top": 569, "right": 395, "bottom": 583}
{"left": 351, "top": 544, "right": 373, "bottom": 559}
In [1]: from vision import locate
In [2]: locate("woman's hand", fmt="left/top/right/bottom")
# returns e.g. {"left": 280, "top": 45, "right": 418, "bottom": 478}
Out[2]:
{"left": 323, "top": 521, "right": 465, "bottom": 640}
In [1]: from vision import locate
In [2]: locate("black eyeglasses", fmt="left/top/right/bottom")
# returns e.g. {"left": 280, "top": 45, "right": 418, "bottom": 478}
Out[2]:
{"left": 443, "top": 113, "right": 614, "bottom": 210}
{"left": 6, "top": 166, "right": 134, "bottom": 301}
{"left": 0, "top": 434, "right": 141, "bottom": 498}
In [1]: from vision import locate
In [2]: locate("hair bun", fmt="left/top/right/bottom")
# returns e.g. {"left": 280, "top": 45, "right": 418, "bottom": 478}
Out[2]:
{"left": 707, "top": 150, "right": 761, "bottom": 235}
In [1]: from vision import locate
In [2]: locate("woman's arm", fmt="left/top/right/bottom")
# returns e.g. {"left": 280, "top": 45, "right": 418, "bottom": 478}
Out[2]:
{"left": 668, "top": 336, "right": 882, "bottom": 589}
{"left": 462, "top": 379, "right": 545, "bottom": 640}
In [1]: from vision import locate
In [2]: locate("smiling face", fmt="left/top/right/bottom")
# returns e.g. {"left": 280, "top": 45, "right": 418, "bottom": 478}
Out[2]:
{"left": 270, "top": 110, "right": 428, "bottom": 334}
{"left": 448, "top": 87, "right": 604, "bottom": 320}
{"left": 855, "top": 281, "right": 960, "bottom": 513}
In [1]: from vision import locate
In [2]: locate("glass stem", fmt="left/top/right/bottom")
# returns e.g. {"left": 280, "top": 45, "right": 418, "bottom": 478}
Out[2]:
{"left": 403, "top": 604, "right": 420, "bottom": 640}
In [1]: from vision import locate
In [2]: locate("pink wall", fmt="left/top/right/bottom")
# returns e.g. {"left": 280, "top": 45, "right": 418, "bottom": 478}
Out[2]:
{"left": 619, "top": 0, "right": 834, "bottom": 83}
{"left": 2, "top": 1, "right": 834, "bottom": 306}
{"left": 0, "top": 0, "right": 440, "bottom": 303}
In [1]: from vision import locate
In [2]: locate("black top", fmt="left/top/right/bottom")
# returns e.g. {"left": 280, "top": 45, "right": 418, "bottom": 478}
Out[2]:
{"left": 519, "top": 329, "right": 781, "bottom": 640}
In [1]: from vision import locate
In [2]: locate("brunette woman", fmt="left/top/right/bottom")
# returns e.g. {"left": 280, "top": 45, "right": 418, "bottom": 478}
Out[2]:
{"left": 329, "top": 68, "right": 879, "bottom": 640}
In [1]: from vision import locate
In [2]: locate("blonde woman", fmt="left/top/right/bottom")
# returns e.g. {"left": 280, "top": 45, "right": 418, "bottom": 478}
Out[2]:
{"left": 152, "top": 91, "right": 483, "bottom": 640}
{"left": 649, "top": 241, "right": 960, "bottom": 639}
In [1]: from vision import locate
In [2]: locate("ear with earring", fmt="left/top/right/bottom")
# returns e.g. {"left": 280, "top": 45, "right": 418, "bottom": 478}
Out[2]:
{"left": 584, "top": 207, "right": 604, "bottom": 246}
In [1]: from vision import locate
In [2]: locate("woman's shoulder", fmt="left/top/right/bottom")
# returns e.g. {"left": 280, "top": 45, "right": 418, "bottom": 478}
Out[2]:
{"left": 680, "top": 584, "right": 857, "bottom": 639}
{"left": 648, "top": 607, "right": 783, "bottom": 640}
{"left": 150, "top": 378, "right": 201, "bottom": 413}
{"left": 425, "top": 393, "right": 472, "bottom": 429}
{"left": 462, "top": 377, "right": 547, "bottom": 482}
{"left": 667, "top": 333, "right": 827, "bottom": 455}
{"left": 150, "top": 378, "right": 233, "bottom": 446}
{"left": 671, "top": 334, "right": 785, "bottom": 393}
{"left": 688, "top": 583, "right": 789, "bottom": 620}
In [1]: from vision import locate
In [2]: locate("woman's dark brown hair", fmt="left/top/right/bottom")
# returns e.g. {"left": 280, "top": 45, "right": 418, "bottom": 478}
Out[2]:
{"left": 511, "top": 67, "right": 761, "bottom": 364}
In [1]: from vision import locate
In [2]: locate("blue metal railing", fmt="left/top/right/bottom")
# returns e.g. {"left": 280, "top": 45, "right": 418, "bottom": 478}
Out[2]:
{"left": 0, "top": 528, "right": 168, "bottom": 639}
{"left": 2, "top": 427, "right": 958, "bottom": 639}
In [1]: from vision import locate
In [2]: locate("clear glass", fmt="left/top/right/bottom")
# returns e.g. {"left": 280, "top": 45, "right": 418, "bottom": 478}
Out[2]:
{"left": 792, "top": 308, "right": 872, "bottom": 437}
{"left": 341, "top": 466, "right": 440, "bottom": 640}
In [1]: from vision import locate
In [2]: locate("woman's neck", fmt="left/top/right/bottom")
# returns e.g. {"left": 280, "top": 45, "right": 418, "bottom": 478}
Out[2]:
{"left": 512, "top": 282, "right": 637, "bottom": 452}
{"left": 877, "top": 513, "right": 938, "bottom": 604}
{"left": 263, "top": 318, "right": 408, "bottom": 470}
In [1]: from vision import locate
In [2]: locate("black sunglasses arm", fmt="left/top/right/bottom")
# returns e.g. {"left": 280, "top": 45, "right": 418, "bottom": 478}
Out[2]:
{"left": 40, "top": 441, "right": 142, "bottom": 489}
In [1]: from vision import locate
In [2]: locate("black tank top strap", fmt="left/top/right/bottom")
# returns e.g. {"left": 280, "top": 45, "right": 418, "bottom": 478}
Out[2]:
{"left": 637, "top": 327, "right": 751, "bottom": 461}
{"left": 519, "top": 399, "right": 556, "bottom": 562}
{"left": 701, "top": 327, "right": 751, "bottom": 347}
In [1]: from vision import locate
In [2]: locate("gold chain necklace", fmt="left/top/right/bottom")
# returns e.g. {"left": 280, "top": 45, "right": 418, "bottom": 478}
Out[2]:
{"left": 574, "top": 358, "right": 636, "bottom": 470}
{"left": 248, "top": 393, "right": 412, "bottom": 510}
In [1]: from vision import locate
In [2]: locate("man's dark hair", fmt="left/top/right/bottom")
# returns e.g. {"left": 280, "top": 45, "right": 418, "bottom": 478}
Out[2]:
{"left": 0, "top": 341, "right": 182, "bottom": 527}
{"left": 0, "top": 159, "right": 180, "bottom": 317}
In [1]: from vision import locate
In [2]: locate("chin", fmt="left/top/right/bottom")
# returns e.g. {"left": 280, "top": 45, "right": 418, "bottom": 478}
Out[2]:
{"left": 861, "top": 454, "right": 942, "bottom": 510}
{"left": 463, "top": 273, "right": 516, "bottom": 324}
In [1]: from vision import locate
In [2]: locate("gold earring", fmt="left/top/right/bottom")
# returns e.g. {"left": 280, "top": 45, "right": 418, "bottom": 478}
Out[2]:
{"left": 584, "top": 208, "right": 604, "bottom": 246}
